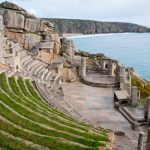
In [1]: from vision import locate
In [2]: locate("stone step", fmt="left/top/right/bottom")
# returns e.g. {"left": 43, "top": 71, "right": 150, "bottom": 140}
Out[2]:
{"left": 27, "top": 60, "right": 39, "bottom": 71}
{"left": 45, "top": 72, "right": 52, "bottom": 82}
{"left": 21, "top": 55, "right": 32, "bottom": 65}
{"left": 34, "top": 65, "right": 44, "bottom": 77}
{"left": 41, "top": 69, "right": 49, "bottom": 80}
{"left": 23, "top": 59, "right": 33, "bottom": 69}
{"left": 37, "top": 67, "right": 46, "bottom": 79}
{"left": 30, "top": 62, "right": 42, "bottom": 75}
{"left": 119, "top": 108, "right": 139, "bottom": 128}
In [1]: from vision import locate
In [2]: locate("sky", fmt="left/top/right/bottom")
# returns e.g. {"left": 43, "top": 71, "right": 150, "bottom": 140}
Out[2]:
{"left": 0, "top": 0, "right": 150, "bottom": 27}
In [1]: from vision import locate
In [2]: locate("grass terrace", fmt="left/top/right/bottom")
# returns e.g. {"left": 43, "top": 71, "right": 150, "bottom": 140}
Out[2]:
{"left": 0, "top": 73, "right": 110, "bottom": 150}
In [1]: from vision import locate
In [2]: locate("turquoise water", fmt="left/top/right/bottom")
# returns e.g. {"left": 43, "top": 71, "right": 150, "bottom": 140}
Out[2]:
{"left": 68, "top": 33, "right": 150, "bottom": 81}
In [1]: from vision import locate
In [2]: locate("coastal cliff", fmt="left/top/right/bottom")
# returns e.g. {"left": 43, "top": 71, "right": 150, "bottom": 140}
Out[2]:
{"left": 45, "top": 18, "right": 150, "bottom": 34}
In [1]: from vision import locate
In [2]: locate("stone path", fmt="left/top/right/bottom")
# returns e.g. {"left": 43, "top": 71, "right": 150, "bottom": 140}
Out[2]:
{"left": 63, "top": 81, "right": 148, "bottom": 150}
{"left": 64, "top": 82, "right": 129, "bottom": 129}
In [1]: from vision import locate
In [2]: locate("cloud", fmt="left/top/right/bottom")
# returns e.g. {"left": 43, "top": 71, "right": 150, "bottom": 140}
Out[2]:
{"left": 27, "top": 9, "right": 37, "bottom": 16}
{"left": 0, "top": 0, "right": 149, "bottom": 26}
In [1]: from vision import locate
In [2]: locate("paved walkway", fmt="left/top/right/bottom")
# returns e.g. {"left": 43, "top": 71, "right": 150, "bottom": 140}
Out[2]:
{"left": 64, "top": 82, "right": 129, "bottom": 130}
{"left": 63, "top": 81, "right": 147, "bottom": 150}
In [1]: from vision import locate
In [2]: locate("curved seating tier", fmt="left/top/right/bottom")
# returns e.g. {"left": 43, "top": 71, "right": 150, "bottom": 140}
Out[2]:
{"left": 20, "top": 56, "right": 53, "bottom": 82}
{"left": 0, "top": 73, "right": 109, "bottom": 150}
{"left": 34, "top": 80, "right": 84, "bottom": 120}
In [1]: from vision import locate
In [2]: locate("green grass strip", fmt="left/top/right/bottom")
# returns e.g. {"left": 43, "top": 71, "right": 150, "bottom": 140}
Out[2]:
{"left": 8, "top": 76, "right": 89, "bottom": 132}
{"left": 0, "top": 131, "right": 36, "bottom": 150}
{"left": 0, "top": 119, "right": 90, "bottom": 150}
{"left": 0, "top": 100, "right": 104, "bottom": 149}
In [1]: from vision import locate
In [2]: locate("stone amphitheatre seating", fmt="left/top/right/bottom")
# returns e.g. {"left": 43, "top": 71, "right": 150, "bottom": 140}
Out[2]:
{"left": 20, "top": 54, "right": 53, "bottom": 81}
{"left": 34, "top": 79, "right": 87, "bottom": 121}
{"left": 20, "top": 55, "right": 32, "bottom": 66}
{"left": 0, "top": 72, "right": 109, "bottom": 150}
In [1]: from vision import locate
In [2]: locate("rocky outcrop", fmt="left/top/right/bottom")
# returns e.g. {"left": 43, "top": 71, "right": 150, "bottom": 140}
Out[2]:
{"left": 45, "top": 18, "right": 150, "bottom": 34}
{"left": 61, "top": 38, "right": 75, "bottom": 57}
{"left": 0, "top": 1, "right": 60, "bottom": 54}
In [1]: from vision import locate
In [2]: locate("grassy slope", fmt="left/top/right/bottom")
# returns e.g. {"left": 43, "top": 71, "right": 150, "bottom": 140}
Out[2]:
{"left": 131, "top": 74, "right": 150, "bottom": 105}
{"left": 0, "top": 73, "right": 109, "bottom": 150}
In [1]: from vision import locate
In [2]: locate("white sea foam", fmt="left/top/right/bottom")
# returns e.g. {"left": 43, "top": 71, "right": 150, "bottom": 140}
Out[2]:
{"left": 67, "top": 33, "right": 114, "bottom": 39}
{"left": 67, "top": 32, "right": 134, "bottom": 39}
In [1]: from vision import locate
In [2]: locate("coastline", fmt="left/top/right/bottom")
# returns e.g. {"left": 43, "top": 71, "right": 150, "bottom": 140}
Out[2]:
{"left": 66, "top": 33, "right": 150, "bottom": 81}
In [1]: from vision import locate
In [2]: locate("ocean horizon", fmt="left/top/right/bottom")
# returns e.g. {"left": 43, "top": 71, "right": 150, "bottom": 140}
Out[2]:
{"left": 67, "top": 33, "right": 150, "bottom": 81}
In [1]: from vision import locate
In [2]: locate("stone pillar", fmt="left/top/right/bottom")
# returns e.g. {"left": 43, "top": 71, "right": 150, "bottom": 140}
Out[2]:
{"left": 112, "top": 63, "right": 116, "bottom": 76}
{"left": 147, "top": 99, "right": 150, "bottom": 125}
{"left": 119, "top": 66, "right": 125, "bottom": 90}
{"left": 80, "top": 57, "right": 86, "bottom": 78}
{"left": 146, "top": 128, "right": 150, "bottom": 150}
{"left": 144, "top": 98, "right": 150, "bottom": 123}
{"left": 137, "top": 132, "right": 144, "bottom": 150}
{"left": 108, "top": 61, "right": 114, "bottom": 76}
{"left": 131, "top": 86, "right": 138, "bottom": 107}
{"left": 102, "top": 60, "right": 105, "bottom": 70}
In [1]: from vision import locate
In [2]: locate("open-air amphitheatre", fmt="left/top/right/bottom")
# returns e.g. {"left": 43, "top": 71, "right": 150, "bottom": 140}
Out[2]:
{"left": 0, "top": 1, "right": 150, "bottom": 150}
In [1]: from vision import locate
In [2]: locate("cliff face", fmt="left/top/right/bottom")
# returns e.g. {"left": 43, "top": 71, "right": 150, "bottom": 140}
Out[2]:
{"left": 45, "top": 18, "right": 150, "bottom": 34}
{"left": 0, "top": 2, "right": 60, "bottom": 53}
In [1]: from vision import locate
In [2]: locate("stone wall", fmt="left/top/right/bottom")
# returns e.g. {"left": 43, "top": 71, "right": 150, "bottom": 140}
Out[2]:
{"left": 0, "top": 2, "right": 61, "bottom": 58}
{"left": 0, "top": 16, "right": 4, "bottom": 63}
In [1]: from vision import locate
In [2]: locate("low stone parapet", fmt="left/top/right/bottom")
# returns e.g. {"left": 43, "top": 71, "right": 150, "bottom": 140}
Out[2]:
{"left": 81, "top": 78, "right": 120, "bottom": 88}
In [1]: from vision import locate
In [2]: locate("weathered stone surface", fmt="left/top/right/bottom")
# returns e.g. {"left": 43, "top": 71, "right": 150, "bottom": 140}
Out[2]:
{"left": 24, "top": 34, "right": 41, "bottom": 50}
{"left": 0, "top": 1, "right": 22, "bottom": 11}
{"left": 2, "top": 10, "right": 25, "bottom": 29}
{"left": 5, "top": 30, "right": 25, "bottom": 47}
{"left": 137, "top": 132, "right": 144, "bottom": 150}
{"left": 61, "top": 38, "right": 75, "bottom": 57}
{"left": 50, "top": 34, "right": 61, "bottom": 55}
{"left": 146, "top": 128, "right": 150, "bottom": 150}
{"left": 0, "top": 1, "right": 55, "bottom": 52}
{"left": 50, "top": 34, "right": 60, "bottom": 43}
{"left": 0, "top": 15, "right": 3, "bottom": 31}
{"left": 25, "top": 18, "right": 41, "bottom": 32}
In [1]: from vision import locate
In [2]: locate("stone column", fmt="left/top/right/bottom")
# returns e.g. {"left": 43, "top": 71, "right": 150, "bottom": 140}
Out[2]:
{"left": 131, "top": 86, "right": 138, "bottom": 107}
{"left": 144, "top": 98, "right": 150, "bottom": 123}
{"left": 146, "top": 128, "right": 150, "bottom": 150}
{"left": 137, "top": 132, "right": 144, "bottom": 150}
{"left": 119, "top": 66, "right": 125, "bottom": 90}
{"left": 108, "top": 61, "right": 114, "bottom": 76}
{"left": 102, "top": 60, "right": 105, "bottom": 70}
{"left": 147, "top": 99, "right": 150, "bottom": 125}
{"left": 80, "top": 57, "right": 86, "bottom": 78}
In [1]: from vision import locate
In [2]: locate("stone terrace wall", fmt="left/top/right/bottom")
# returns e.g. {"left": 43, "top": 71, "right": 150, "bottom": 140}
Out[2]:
{"left": 0, "top": 2, "right": 61, "bottom": 55}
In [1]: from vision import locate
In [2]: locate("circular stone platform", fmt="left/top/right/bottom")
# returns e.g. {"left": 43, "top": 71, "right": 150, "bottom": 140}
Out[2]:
{"left": 82, "top": 73, "right": 120, "bottom": 88}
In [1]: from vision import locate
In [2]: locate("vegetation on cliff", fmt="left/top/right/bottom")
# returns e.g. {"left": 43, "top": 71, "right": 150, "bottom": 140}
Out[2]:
{"left": 131, "top": 74, "right": 150, "bottom": 105}
{"left": 45, "top": 18, "right": 150, "bottom": 35}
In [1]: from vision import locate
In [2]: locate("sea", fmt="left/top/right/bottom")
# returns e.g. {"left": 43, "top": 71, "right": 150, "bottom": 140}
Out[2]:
{"left": 67, "top": 33, "right": 150, "bottom": 81}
